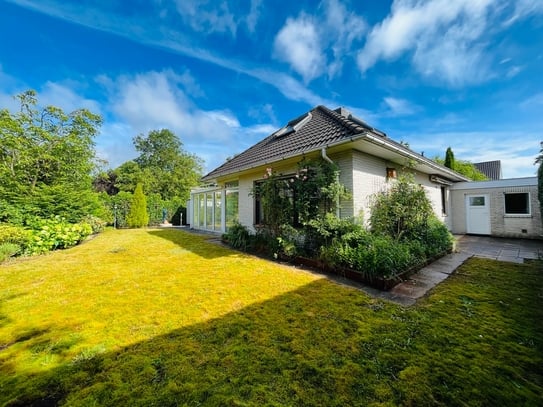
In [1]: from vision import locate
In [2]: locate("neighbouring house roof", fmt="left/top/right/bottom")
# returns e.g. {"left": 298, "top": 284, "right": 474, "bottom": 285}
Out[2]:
{"left": 474, "top": 160, "right": 502, "bottom": 180}
{"left": 202, "top": 105, "right": 469, "bottom": 183}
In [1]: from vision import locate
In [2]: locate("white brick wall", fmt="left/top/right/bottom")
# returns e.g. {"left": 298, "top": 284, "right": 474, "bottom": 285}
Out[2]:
{"left": 450, "top": 185, "right": 542, "bottom": 238}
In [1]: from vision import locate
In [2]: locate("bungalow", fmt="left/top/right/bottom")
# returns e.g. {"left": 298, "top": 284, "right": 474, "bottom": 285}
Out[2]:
{"left": 189, "top": 105, "right": 542, "bottom": 239}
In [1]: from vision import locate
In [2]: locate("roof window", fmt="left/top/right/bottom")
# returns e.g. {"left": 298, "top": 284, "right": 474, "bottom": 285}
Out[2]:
{"left": 273, "top": 112, "right": 311, "bottom": 139}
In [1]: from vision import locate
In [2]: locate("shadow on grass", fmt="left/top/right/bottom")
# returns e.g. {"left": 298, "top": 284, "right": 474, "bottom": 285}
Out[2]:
{"left": 2, "top": 261, "right": 542, "bottom": 406}
{"left": 147, "top": 228, "right": 236, "bottom": 260}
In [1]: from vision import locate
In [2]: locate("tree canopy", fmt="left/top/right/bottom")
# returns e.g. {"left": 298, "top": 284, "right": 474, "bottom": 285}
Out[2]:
{"left": 106, "top": 129, "right": 203, "bottom": 202}
{"left": 0, "top": 90, "right": 103, "bottom": 223}
{"left": 434, "top": 148, "right": 487, "bottom": 181}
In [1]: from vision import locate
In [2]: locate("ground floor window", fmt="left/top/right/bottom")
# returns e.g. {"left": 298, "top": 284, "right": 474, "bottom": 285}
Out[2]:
{"left": 504, "top": 192, "right": 530, "bottom": 215}
{"left": 191, "top": 183, "right": 239, "bottom": 232}
{"left": 225, "top": 189, "right": 239, "bottom": 231}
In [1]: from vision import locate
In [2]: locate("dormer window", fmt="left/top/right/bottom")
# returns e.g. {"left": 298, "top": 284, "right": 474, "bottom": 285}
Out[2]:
{"left": 273, "top": 112, "right": 312, "bottom": 139}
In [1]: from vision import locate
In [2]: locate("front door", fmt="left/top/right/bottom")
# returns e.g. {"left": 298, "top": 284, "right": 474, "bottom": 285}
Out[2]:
{"left": 466, "top": 194, "right": 491, "bottom": 235}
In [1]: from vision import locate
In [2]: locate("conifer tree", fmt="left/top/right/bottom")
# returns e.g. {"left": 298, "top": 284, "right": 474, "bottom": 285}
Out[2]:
{"left": 127, "top": 183, "right": 149, "bottom": 228}
{"left": 444, "top": 147, "right": 455, "bottom": 169}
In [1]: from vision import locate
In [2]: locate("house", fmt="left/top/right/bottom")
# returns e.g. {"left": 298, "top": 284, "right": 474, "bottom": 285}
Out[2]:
{"left": 189, "top": 105, "right": 542, "bottom": 239}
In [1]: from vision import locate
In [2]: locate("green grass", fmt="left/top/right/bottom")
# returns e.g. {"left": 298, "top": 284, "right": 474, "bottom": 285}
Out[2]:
{"left": 0, "top": 228, "right": 541, "bottom": 406}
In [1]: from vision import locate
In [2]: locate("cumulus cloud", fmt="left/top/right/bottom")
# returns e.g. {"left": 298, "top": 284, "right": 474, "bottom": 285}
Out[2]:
{"left": 273, "top": 14, "right": 324, "bottom": 83}
{"left": 97, "top": 69, "right": 276, "bottom": 170}
{"left": 357, "top": 0, "right": 496, "bottom": 87}
{"left": 273, "top": 0, "right": 366, "bottom": 82}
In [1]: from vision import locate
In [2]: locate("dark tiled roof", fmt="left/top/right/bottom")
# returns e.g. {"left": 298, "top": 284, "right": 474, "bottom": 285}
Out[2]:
{"left": 202, "top": 105, "right": 374, "bottom": 181}
{"left": 474, "top": 160, "right": 502, "bottom": 180}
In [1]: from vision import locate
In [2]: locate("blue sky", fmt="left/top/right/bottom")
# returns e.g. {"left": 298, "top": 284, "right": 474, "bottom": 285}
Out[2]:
{"left": 1, "top": 0, "right": 542, "bottom": 178}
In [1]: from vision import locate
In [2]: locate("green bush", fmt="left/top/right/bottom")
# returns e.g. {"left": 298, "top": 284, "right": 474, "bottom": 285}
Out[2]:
{"left": 0, "top": 224, "right": 31, "bottom": 248}
{"left": 222, "top": 222, "right": 252, "bottom": 252}
{"left": 421, "top": 217, "right": 454, "bottom": 257}
{"left": 0, "top": 243, "right": 22, "bottom": 262}
{"left": 127, "top": 183, "right": 149, "bottom": 228}
{"left": 323, "top": 232, "right": 419, "bottom": 280}
{"left": 26, "top": 216, "right": 93, "bottom": 255}
{"left": 81, "top": 215, "right": 106, "bottom": 234}
{"left": 370, "top": 175, "right": 433, "bottom": 241}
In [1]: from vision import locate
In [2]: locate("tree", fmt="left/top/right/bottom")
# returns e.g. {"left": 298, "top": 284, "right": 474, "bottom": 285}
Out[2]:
{"left": 0, "top": 90, "right": 102, "bottom": 223}
{"left": 127, "top": 183, "right": 149, "bottom": 228}
{"left": 444, "top": 147, "right": 455, "bottom": 169}
{"left": 132, "top": 129, "right": 203, "bottom": 202}
{"left": 434, "top": 152, "right": 487, "bottom": 181}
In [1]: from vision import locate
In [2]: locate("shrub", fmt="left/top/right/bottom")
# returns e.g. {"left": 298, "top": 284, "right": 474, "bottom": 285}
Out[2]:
{"left": 421, "top": 217, "right": 454, "bottom": 257}
{"left": 127, "top": 183, "right": 149, "bottom": 228}
{"left": 222, "top": 222, "right": 252, "bottom": 252}
{"left": 323, "top": 233, "right": 418, "bottom": 280}
{"left": 370, "top": 175, "right": 433, "bottom": 241}
{"left": 0, "top": 224, "right": 31, "bottom": 248}
{"left": 26, "top": 216, "right": 93, "bottom": 255}
{"left": 305, "top": 213, "right": 362, "bottom": 254}
{"left": 276, "top": 224, "right": 304, "bottom": 258}
{"left": 81, "top": 215, "right": 106, "bottom": 234}
{"left": 0, "top": 243, "right": 21, "bottom": 262}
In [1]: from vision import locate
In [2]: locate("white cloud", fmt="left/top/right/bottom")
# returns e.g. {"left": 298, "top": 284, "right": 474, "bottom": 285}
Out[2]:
{"left": 504, "top": 0, "right": 543, "bottom": 26}
{"left": 245, "top": 0, "right": 262, "bottom": 33}
{"left": 273, "top": 1, "right": 367, "bottom": 81}
{"left": 40, "top": 81, "right": 102, "bottom": 114}
{"left": 357, "top": 0, "right": 497, "bottom": 86}
{"left": 273, "top": 14, "right": 324, "bottom": 83}
{"left": 174, "top": 0, "right": 237, "bottom": 37}
{"left": 96, "top": 69, "right": 279, "bottom": 171}
{"left": 321, "top": 0, "right": 367, "bottom": 78}
{"left": 383, "top": 97, "right": 420, "bottom": 116}
{"left": 521, "top": 92, "right": 543, "bottom": 109}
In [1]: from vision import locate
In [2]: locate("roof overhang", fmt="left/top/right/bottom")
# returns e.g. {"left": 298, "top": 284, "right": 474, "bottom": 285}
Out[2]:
{"left": 203, "top": 131, "right": 468, "bottom": 184}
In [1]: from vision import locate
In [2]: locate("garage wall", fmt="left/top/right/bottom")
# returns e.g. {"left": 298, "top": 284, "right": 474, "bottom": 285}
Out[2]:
{"left": 450, "top": 178, "right": 542, "bottom": 239}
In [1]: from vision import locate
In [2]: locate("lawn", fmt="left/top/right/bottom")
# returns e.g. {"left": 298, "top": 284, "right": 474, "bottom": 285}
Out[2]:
{"left": 0, "top": 228, "right": 541, "bottom": 406}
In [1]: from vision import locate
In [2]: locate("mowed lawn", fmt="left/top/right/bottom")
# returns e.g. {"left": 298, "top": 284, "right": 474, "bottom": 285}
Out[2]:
{"left": 0, "top": 229, "right": 541, "bottom": 406}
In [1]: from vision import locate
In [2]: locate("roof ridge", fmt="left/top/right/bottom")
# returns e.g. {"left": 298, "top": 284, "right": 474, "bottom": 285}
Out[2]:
{"left": 315, "top": 105, "right": 367, "bottom": 134}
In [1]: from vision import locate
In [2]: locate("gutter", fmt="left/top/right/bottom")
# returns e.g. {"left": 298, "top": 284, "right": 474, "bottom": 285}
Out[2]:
{"left": 362, "top": 133, "right": 469, "bottom": 182}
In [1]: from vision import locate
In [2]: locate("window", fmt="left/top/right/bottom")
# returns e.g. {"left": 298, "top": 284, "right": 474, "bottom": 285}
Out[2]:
{"left": 504, "top": 193, "right": 530, "bottom": 215}
{"left": 225, "top": 189, "right": 239, "bottom": 231}
{"left": 469, "top": 196, "right": 486, "bottom": 206}
{"left": 440, "top": 186, "right": 447, "bottom": 215}
{"left": 214, "top": 191, "right": 222, "bottom": 231}
{"left": 253, "top": 177, "right": 295, "bottom": 226}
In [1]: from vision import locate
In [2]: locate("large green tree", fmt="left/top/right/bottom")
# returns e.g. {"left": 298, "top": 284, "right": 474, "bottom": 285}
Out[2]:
{"left": 0, "top": 90, "right": 102, "bottom": 223}
{"left": 130, "top": 129, "right": 202, "bottom": 202}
